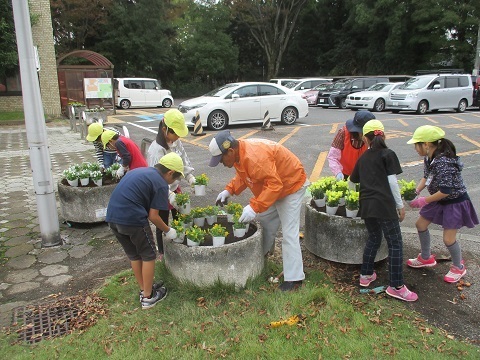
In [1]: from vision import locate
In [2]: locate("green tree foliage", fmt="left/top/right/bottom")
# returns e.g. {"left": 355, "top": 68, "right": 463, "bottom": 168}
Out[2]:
{"left": 0, "top": 0, "right": 17, "bottom": 79}
{"left": 175, "top": 0, "right": 239, "bottom": 88}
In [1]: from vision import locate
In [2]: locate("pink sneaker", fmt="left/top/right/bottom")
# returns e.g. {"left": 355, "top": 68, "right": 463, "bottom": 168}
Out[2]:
{"left": 386, "top": 285, "right": 418, "bottom": 302}
{"left": 406, "top": 253, "right": 436, "bottom": 268}
{"left": 359, "top": 272, "right": 377, "bottom": 287}
{"left": 444, "top": 261, "right": 466, "bottom": 283}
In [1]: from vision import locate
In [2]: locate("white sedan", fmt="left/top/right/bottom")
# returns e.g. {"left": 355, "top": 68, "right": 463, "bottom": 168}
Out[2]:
{"left": 346, "top": 82, "right": 403, "bottom": 112}
{"left": 177, "top": 82, "right": 308, "bottom": 131}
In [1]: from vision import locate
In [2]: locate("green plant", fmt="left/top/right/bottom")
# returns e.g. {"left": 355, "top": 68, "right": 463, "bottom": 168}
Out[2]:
{"left": 225, "top": 202, "right": 243, "bottom": 215}
{"left": 309, "top": 182, "right": 325, "bottom": 200}
{"left": 233, "top": 212, "right": 246, "bottom": 229}
{"left": 175, "top": 193, "right": 190, "bottom": 207}
{"left": 209, "top": 224, "right": 229, "bottom": 237}
{"left": 177, "top": 213, "right": 192, "bottom": 225}
{"left": 190, "top": 207, "right": 205, "bottom": 219}
{"left": 316, "top": 176, "right": 337, "bottom": 192}
{"left": 79, "top": 169, "right": 90, "bottom": 179}
{"left": 335, "top": 179, "right": 349, "bottom": 197}
{"left": 62, "top": 168, "right": 79, "bottom": 181}
{"left": 185, "top": 225, "right": 205, "bottom": 244}
{"left": 90, "top": 170, "right": 102, "bottom": 181}
{"left": 345, "top": 189, "right": 360, "bottom": 210}
{"left": 88, "top": 162, "right": 101, "bottom": 172}
{"left": 326, "top": 190, "right": 343, "bottom": 207}
{"left": 194, "top": 173, "right": 209, "bottom": 185}
{"left": 399, "top": 179, "right": 417, "bottom": 201}
{"left": 204, "top": 205, "right": 219, "bottom": 216}
{"left": 84, "top": 107, "right": 105, "bottom": 112}
{"left": 68, "top": 101, "right": 85, "bottom": 107}
{"left": 170, "top": 219, "right": 184, "bottom": 233}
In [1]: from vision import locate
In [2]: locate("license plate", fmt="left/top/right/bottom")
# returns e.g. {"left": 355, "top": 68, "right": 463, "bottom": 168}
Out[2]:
{"left": 393, "top": 102, "right": 398, "bottom": 106}
{"left": 319, "top": 99, "right": 325, "bottom": 103}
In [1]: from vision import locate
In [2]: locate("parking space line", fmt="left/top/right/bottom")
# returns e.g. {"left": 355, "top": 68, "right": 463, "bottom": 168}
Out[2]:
{"left": 450, "top": 116, "right": 465, "bottom": 122}
{"left": 330, "top": 123, "right": 339, "bottom": 134}
{"left": 189, "top": 133, "right": 213, "bottom": 143}
{"left": 396, "top": 118, "right": 409, "bottom": 126}
{"left": 238, "top": 130, "right": 259, "bottom": 139}
{"left": 424, "top": 117, "right": 438, "bottom": 124}
{"left": 104, "top": 116, "right": 125, "bottom": 124}
{"left": 278, "top": 126, "right": 301, "bottom": 145}
{"left": 309, "top": 151, "right": 327, "bottom": 182}
{"left": 458, "top": 134, "right": 480, "bottom": 148}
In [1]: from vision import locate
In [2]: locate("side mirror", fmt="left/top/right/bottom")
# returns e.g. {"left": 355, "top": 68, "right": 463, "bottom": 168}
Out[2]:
{"left": 433, "top": 84, "right": 440, "bottom": 89}
{"left": 232, "top": 94, "right": 240, "bottom": 100}
{"left": 154, "top": 86, "right": 159, "bottom": 90}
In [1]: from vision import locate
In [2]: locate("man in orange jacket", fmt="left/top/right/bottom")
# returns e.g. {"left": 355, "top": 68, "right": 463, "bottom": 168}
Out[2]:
{"left": 209, "top": 130, "right": 308, "bottom": 291}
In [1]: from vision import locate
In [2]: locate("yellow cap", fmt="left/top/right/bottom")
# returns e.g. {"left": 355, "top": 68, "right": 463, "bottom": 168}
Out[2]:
{"left": 164, "top": 109, "right": 188, "bottom": 137}
{"left": 159, "top": 153, "right": 184, "bottom": 176}
{"left": 86, "top": 123, "right": 103, "bottom": 142}
{"left": 362, "top": 120, "right": 384, "bottom": 135}
{"left": 101, "top": 130, "right": 117, "bottom": 148}
{"left": 407, "top": 125, "right": 445, "bottom": 144}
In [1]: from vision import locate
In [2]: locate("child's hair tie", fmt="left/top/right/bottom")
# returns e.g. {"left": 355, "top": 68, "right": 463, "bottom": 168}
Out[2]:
{"left": 374, "top": 130, "right": 384, "bottom": 136}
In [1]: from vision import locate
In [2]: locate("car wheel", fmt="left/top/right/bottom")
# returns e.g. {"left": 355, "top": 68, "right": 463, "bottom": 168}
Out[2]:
{"left": 416, "top": 100, "right": 428, "bottom": 114}
{"left": 280, "top": 107, "right": 298, "bottom": 125}
{"left": 340, "top": 98, "right": 347, "bottom": 109}
{"left": 162, "top": 98, "right": 172, "bottom": 108}
{"left": 120, "top": 99, "right": 131, "bottom": 109}
{"left": 207, "top": 110, "right": 228, "bottom": 131}
{"left": 391, "top": 110, "right": 400, "bottom": 113}
{"left": 456, "top": 99, "right": 467, "bottom": 113}
{"left": 373, "top": 98, "right": 385, "bottom": 112}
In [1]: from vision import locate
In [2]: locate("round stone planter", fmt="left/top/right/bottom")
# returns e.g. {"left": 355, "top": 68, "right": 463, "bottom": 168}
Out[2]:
{"left": 57, "top": 180, "right": 117, "bottom": 223}
{"left": 164, "top": 222, "right": 264, "bottom": 288}
{"left": 304, "top": 202, "right": 388, "bottom": 264}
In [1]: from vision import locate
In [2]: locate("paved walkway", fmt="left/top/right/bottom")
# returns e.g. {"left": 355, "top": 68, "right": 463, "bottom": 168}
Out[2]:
{"left": 0, "top": 122, "right": 125, "bottom": 327}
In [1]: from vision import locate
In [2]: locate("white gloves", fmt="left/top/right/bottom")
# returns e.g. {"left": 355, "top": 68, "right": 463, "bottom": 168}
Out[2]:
{"left": 116, "top": 166, "right": 127, "bottom": 179}
{"left": 186, "top": 174, "right": 196, "bottom": 186}
{"left": 164, "top": 227, "right": 177, "bottom": 241}
{"left": 238, "top": 205, "right": 256, "bottom": 223}
{"left": 168, "top": 191, "right": 178, "bottom": 209}
{"left": 335, "top": 173, "right": 344, "bottom": 181}
{"left": 216, "top": 190, "right": 232, "bottom": 206}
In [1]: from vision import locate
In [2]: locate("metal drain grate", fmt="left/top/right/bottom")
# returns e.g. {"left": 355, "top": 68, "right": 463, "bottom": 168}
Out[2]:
{"left": 13, "top": 304, "right": 80, "bottom": 344}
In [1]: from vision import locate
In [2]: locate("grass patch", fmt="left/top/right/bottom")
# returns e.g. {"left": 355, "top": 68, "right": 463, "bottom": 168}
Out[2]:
{"left": 0, "top": 111, "right": 24, "bottom": 121}
{"left": 1, "top": 262, "right": 478, "bottom": 359}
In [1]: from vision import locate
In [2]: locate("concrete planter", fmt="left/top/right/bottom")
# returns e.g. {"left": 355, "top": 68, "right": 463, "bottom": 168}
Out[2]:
{"left": 57, "top": 180, "right": 117, "bottom": 223}
{"left": 164, "top": 223, "right": 264, "bottom": 288}
{"left": 304, "top": 202, "right": 388, "bottom": 264}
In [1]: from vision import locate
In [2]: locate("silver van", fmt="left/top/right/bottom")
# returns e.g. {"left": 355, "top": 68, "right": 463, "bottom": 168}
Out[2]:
{"left": 387, "top": 73, "right": 473, "bottom": 114}
{"left": 114, "top": 78, "right": 173, "bottom": 109}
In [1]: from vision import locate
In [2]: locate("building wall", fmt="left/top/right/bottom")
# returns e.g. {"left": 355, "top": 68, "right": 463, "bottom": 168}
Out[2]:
{"left": 0, "top": 96, "right": 23, "bottom": 112}
{"left": 30, "top": 0, "right": 61, "bottom": 117}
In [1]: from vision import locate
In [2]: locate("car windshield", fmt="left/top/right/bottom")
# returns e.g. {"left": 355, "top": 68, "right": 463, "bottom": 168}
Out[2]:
{"left": 367, "top": 83, "right": 392, "bottom": 91}
{"left": 313, "top": 83, "right": 332, "bottom": 91}
{"left": 204, "top": 83, "right": 239, "bottom": 97}
{"left": 332, "top": 81, "right": 348, "bottom": 90}
{"left": 284, "top": 81, "right": 300, "bottom": 89}
{"left": 399, "top": 77, "right": 433, "bottom": 90}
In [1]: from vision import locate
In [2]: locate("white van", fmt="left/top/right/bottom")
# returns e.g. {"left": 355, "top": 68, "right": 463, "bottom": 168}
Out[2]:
{"left": 114, "top": 78, "right": 174, "bottom": 109}
{"left": 387, "top": 73, "right": 473, "bottom": 114}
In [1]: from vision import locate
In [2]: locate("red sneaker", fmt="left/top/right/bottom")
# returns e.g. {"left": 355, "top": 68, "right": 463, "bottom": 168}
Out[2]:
{"left": 406, "top": 253, "right": 436, "bottom": 268}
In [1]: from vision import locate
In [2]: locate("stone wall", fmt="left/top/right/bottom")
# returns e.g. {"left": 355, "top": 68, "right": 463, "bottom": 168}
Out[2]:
{"left": 0, "top": 97, "right": 24, "bottom": 112}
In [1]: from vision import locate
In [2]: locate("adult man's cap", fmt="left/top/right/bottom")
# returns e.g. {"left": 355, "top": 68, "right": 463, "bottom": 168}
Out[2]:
{"left": 159, "top": 152, "right": 184, "bottom": 176}
{"left": 407, "top": 125, "right": 445, "bottom": 144}
{"left": 164, "top": 109, "right": 188, "bottom": 137}
{"left": 101, "top": 130, "right": 116, "bottom": 149}
{"left": 86, "top": 123, "right": 103, "bottom": 142}
{"left": 345, "top": 110, "right": 376, "bottom": 133}
{"left": 362, "top": 120, "right": 384, "bottom": 135}
{"left": 208, "top": 130, "right": 235, "bottom": 167}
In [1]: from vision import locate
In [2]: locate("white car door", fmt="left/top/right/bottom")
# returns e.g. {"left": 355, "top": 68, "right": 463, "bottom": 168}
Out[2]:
{"left": 143, "top": 80, "right": 161, "bottom": 107}
{"left": 228, "top": 85, "right": 261, "bottom": 123}
{"left": 258, "top": 85, "right": 285, "bottom": 120}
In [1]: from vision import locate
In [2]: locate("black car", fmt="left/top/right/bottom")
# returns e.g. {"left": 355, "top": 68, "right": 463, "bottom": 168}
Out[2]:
{"left": 317, "top": 77, "right": 389, "bottom": 108}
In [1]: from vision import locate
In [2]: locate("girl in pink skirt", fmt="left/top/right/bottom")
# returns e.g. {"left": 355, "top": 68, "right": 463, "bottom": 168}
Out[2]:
{"left": 408, "top": 125, "right": 478, "bottom": 283}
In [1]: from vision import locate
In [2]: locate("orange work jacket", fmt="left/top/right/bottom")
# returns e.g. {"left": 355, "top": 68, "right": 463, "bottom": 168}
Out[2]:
{"left": 225, "top": 139, "right": 307, "bottom": 213}
{"left": 341, "top": 126, "right": 367, "bottom": 176}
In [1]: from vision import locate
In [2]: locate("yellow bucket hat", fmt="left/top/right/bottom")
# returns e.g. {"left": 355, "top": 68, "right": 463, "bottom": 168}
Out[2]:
{"left": 101, "top": 130, "right": 117, "bottom": 149}
{"left": 362, "top": 120, "right": 384, "bottom": 135}
{"left": 407, "top": 125, "right": 445, "bottom": 144}
{"left": 86, "top": 123, "right": 103, "bottom": 142}
{"left": 159, "top": 153, "right": 184, "bottom": 176}
{"left": 164, "top": 109, "right": 188, "bottom": 137}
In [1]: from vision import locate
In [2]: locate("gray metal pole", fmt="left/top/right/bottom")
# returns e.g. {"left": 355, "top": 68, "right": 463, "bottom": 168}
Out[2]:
{"left": 12, "top": 0, "right": 61, "bottom": 247}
